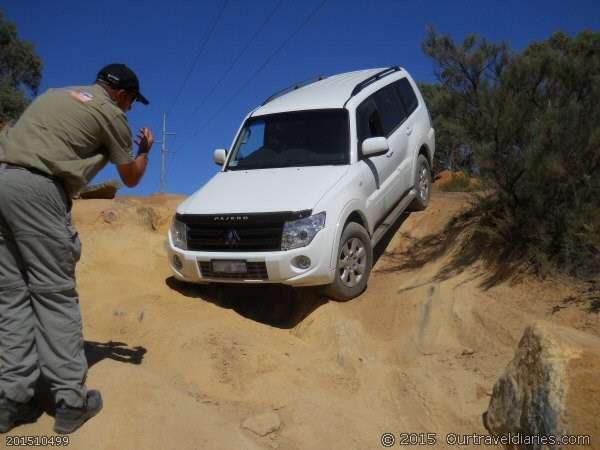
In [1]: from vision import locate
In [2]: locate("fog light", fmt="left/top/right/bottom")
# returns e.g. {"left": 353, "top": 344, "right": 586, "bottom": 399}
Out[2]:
{"left": 293, "top": 255, "right": 311, "bottom": 269}
{"left": 173, "top": 255, "right": 183, "bottom": 270}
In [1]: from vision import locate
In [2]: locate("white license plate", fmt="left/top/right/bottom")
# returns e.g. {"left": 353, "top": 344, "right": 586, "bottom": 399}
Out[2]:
{"left": 211, "top": 260, "right": 247, "bottom": 274}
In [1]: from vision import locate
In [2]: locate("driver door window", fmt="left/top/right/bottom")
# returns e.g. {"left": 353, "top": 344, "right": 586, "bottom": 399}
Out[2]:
{"left": 356, "top": 93, "right": 397, "bottom": 220}
{"left": 356, "top": 98, "right": 385, "bottom": 157}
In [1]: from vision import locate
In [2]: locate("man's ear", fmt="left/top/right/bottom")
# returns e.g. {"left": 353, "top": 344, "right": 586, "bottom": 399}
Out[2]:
{"left": 115, "top": 89, "right": 128, "bottom": 101}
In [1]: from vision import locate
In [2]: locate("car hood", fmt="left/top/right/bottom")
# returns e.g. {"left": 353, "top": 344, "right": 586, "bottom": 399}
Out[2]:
{"left": 178, "top": 166, "right": 349, "bottom": 214}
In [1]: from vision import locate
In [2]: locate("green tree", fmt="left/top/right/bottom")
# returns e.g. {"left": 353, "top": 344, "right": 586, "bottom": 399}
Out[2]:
{"left": 422, "top": 27, "right": 600, "bottom": 278}
{"left": 418, "top": 81, "right": 474, "bottom": 174}
{"left": 0, "top": 9, "right": 42, "bottom": 126}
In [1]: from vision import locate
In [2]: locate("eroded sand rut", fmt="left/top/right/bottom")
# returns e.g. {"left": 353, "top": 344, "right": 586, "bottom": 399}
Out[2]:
{"left": 6, "top": 192, "right": 596, "bottom": 450}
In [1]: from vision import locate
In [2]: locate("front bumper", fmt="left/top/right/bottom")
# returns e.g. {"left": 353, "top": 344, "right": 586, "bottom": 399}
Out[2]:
{"left": 167, "top": 226, "right": 335, "bottom": 287}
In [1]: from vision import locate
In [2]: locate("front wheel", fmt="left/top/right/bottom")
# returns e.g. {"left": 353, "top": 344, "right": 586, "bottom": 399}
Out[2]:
{"left": 324, "top": 222, "right": 373, "bottom": 301}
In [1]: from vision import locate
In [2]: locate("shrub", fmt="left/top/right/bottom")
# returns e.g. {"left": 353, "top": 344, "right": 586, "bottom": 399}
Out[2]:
{"left": 422, "top": 28, "right": 600, "bottom": 278}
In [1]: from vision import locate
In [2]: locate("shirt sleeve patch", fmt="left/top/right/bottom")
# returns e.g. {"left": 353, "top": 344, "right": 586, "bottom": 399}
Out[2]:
{"left": 69, "top": 90, "right": 95, "bottom": 103}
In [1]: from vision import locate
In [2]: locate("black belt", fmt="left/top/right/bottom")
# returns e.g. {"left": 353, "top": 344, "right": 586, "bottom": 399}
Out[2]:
{"left": 4, "top": 163, "right": 55, "bottom": 180}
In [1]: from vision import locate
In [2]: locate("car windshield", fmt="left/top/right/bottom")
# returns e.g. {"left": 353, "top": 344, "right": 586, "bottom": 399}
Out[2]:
{"left": 226, "top": 109, "right": 349, "bottom": 171}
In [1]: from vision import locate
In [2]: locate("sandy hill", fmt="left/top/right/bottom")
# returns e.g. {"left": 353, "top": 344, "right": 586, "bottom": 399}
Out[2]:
{"left": 4, "top": 191, "right": 598, "bottom": 449}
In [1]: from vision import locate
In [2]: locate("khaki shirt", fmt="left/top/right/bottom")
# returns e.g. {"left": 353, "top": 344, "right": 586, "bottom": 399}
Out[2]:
{"left": 0, "top": 84, "right": 134, "bottom": 197}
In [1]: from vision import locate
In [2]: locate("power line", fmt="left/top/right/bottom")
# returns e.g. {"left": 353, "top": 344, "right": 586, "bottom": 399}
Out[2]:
{"left": 184, "top": 0, "right": 328, "bottom": 143}
{"left": 166, "top": 0, "right": 283, "bottom": 180}
{"left": 188, "top": 0, "right": 284, "bottom": 119}
{"left": 166, "top": 0, "right": 229, "bottom": 117}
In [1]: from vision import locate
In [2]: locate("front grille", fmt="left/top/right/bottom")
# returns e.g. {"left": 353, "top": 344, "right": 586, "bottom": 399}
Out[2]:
{"left": 188, "top": 225, "right": 282, "bottom": 251}
{"left": 199, "top": 261, "right": 268, "bottom": 280}
{"left": 178, "top": 211, "right": 311, "bottom": 252}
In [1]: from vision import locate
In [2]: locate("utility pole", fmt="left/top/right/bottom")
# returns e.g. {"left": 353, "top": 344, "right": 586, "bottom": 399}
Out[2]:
{"left": 156, "top": 112, "right": 176, "bottom": 193}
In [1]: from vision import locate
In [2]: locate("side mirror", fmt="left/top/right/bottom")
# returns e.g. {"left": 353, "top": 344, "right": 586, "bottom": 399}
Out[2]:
{"left": 362, "top": 137, "right": 389, "bottom": 157}
{"left": 213, "top": 148, "right": 227, "bottom": 166}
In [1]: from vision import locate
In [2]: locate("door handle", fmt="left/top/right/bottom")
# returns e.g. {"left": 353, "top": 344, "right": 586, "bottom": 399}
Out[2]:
{"left": 406, "top": 126, "right": 413, "bottom": 136}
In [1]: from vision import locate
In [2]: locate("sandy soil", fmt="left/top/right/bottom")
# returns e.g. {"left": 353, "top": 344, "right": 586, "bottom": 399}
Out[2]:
{"left": 3, "top": 191, "right": 598, "bottom": 449}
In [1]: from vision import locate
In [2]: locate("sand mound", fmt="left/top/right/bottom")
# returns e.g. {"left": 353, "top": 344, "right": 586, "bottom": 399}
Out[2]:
{"left": 434, "top": 170, "right": 481, "bottom": 191}
{"left": 7, "top": 191, "right": 597, "bottom": 449}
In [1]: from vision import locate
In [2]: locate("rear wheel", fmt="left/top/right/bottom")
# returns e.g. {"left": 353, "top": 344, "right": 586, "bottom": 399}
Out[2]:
{"left": 324, "top": 222, "right": 372, "bottom": 301}
{"left": 409, "top": 154, "right": 432, "bottom": 211}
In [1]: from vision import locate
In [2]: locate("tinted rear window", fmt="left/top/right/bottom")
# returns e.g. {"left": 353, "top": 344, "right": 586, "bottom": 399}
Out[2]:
{"left": 356, "top": 84, "right": 408, "bottom": 146}
{"left": 395, "top": 78, "right": 419, "bottom": 115}
{"left": 373, "top": 84, "right": 407, "bottom": 135}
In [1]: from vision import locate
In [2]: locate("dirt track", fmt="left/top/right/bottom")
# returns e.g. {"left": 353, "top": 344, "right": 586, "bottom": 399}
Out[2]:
{"left": 3, "top": 191, "right": 598, "bottom": 449}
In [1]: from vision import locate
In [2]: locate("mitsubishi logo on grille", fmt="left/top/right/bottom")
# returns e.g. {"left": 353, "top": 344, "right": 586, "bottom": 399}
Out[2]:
{"left": 225, "top": 229, "right": 241, "bottom": 247}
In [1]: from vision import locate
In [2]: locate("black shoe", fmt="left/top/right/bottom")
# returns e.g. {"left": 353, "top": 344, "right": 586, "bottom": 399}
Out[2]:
{"left": 54, "top": 390, "right": 103, "bottom": 435}
{"left": 0, "top": 397, "right": 40, "bottom": 433}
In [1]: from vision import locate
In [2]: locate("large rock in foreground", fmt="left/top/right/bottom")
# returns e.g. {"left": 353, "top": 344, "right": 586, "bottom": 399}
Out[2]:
{"left": 484, "top": 321, "right": 599, "bottom": 449}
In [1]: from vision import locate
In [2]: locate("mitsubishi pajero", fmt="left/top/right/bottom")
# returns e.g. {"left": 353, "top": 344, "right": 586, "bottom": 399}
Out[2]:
{"left": 168, "top": 66, "right": 435, "bottom": 300}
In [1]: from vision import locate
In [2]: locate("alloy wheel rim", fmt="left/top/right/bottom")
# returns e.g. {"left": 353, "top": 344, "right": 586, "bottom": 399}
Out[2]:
{"left": 338, "top": 237, "right": 366, "bottom": 288}
{"left": 419, "top": 164, "right": 430, "bottom": 201}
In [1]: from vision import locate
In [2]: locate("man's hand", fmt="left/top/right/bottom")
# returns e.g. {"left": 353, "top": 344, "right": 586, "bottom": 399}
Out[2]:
{"left": 135, "top": 127, "right": 154, "bottom": 154}
{"left": 117, "top": 127, "right": 154, "bottom": 187}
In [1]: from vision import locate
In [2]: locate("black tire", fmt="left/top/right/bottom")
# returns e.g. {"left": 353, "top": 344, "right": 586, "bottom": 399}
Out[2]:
{"left": 409, "top": 154, "right": 432, "bottom": 211}
{"left": 324, "top": 222, "right": 373, "bottom": 301}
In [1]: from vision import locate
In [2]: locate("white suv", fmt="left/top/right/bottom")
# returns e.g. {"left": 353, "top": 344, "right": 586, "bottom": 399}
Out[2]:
{"left": 168, "top": 66, "right": 435, "bottom": 300}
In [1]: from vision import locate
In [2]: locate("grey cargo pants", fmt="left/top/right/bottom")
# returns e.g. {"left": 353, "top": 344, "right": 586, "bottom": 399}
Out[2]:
{"left": 0, "top": 164, "right": 87, "bottom": 408}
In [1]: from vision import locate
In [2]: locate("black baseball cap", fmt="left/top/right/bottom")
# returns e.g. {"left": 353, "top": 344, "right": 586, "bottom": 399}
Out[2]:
{"left": 96, "top": 63, "right": 149, "bottom": 105}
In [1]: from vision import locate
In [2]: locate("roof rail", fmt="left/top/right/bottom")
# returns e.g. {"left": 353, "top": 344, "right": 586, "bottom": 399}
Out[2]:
{"left": 261, "top": 75, "right": 327, "bottom": 106}
{"left": 349, "top": 66, "right": 401, "bottom": 98}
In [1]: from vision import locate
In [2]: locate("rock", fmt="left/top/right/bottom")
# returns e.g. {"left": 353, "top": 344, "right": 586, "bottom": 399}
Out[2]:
{"left": 433, "top": 170, "right": 480, "bottom": 191}
{"left": 136, "top": 206, "right": 160, "bottom": 231}
{"left": 102, "top": 209, "right": 118, "bottom": 224}
{"left": 80, "top": 180, "right": 122, "bottom": 199}
{"left": 242, "top": 412, "right": 282, "bottom": 437}
{"left": 461, "top": 347, "right": 475, "bottom": 356}
{"left": 483, "top": 321, "right": 600, "bottom": 448}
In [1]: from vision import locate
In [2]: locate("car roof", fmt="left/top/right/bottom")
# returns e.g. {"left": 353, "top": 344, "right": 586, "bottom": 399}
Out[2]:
{"left": 252, "top": 67, "right": 404, "bottom": 116}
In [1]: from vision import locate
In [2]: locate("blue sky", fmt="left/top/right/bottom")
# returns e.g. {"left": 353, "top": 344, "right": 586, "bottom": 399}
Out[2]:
{"left": 4, "top": 0, "right": 600, "bottom": 195}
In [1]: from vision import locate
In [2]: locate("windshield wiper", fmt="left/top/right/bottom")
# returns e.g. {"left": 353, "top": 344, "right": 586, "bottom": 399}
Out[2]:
{"left": 227, "top": 159, "right": 347, "bottom": 171}
{"left": 277, "top": 159, "right": 347, "bottom": 167}
{"left": 227, "top": 163, "right": 284, "bottom": 171}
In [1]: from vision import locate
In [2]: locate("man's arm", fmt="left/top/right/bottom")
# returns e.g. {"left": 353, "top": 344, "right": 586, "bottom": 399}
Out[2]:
{"left": 117, "top": 127, "right": 154, "bottom": 187}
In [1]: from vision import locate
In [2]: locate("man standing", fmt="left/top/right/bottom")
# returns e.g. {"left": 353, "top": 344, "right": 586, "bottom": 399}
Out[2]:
{"left": 0, "top": 64, "right": 153, "bottom": 434}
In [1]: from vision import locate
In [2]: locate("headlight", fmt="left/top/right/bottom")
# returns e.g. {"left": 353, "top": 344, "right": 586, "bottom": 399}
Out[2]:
{"left": 170, "top": 216, "right": 187, "bottom": 250}
{"left": 281, "top": 212, "right": 325, "bottom": 251}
